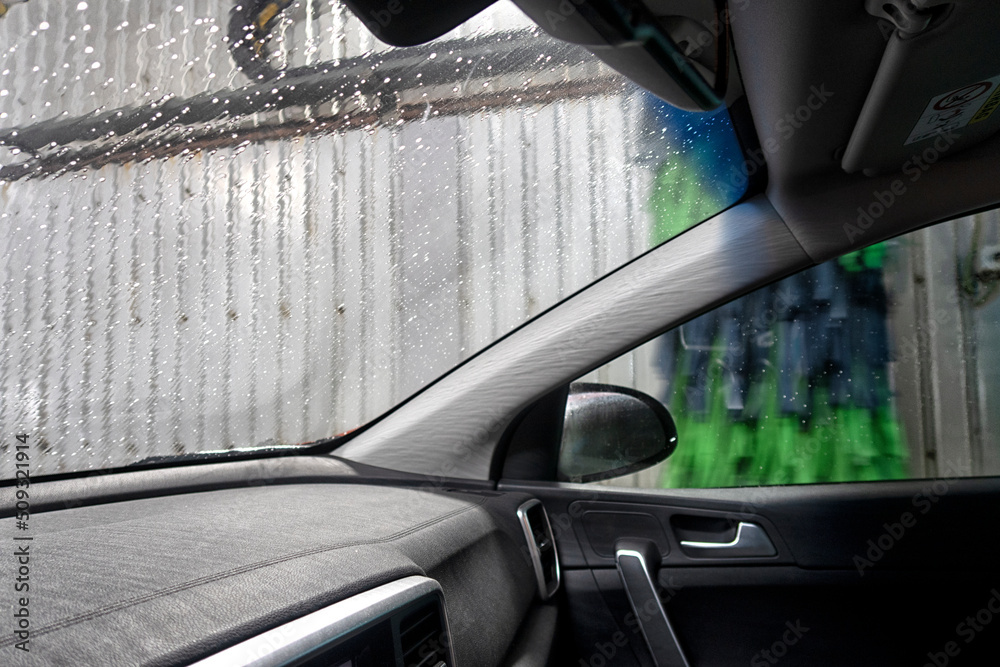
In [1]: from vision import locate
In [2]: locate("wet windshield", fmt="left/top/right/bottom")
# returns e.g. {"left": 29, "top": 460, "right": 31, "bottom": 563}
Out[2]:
{"left": 0, "top": 0, "right": 745, "bottom": 476}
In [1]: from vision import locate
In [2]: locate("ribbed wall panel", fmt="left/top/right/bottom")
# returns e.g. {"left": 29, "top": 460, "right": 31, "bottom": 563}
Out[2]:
{"left": 1, "top": 93, "right": 654, "bottom": 474}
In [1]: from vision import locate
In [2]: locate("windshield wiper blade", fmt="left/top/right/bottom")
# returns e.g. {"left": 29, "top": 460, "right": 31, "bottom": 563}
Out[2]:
{"left": 125, "top": 441, "right": 324, "bottom": 468}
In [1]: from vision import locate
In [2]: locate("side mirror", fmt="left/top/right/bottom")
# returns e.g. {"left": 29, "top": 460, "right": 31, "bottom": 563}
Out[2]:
{"left": 557, "top": 383, "right": 678, "bottom": 483}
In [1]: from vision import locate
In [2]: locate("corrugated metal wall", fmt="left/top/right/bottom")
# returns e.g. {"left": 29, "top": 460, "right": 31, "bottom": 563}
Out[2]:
{"left": 1, "top": 1, "right": 660, "bottom": 474}
{"left": 887, "top": 213, "right": 1000, "bottom": 478}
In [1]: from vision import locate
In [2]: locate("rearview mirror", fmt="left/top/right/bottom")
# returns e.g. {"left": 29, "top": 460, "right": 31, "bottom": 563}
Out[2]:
{"left": 557, "top": 383, "right": 678, "bottom": 483}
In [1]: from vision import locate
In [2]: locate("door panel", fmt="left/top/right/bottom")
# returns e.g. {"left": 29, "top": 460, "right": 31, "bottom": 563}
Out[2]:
{"left": 501, "top": 478, "right": 1000, "bottom": 666}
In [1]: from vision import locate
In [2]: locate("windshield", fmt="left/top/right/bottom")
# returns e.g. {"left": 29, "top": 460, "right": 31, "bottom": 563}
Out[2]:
{"left": 0, "top": 0, "right": 746, "bottom": 477}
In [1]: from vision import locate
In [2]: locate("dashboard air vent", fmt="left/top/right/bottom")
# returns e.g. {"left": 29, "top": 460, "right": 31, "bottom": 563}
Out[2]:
{"left": 518, "top": 498, "right": 561, "bottom": 600}
{"left": 398, "top": 598, "right": 450, "bottom": 667}
{"left": 191, "top": 576, "right": 454, "bottom": 667}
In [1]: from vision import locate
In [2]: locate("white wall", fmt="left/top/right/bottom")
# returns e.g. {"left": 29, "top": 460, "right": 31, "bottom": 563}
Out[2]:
{"left": 0, "top": 1, "right": 659, "bottom": 474}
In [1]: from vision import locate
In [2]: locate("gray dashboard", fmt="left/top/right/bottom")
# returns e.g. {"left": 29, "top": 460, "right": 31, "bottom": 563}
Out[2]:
{"left": 0, "top": 473, "right": 540, "bottom": 666}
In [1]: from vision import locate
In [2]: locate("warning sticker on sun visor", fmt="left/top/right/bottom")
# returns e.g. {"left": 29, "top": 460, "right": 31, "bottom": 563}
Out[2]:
{"left": 904, "top": 74, "right": 1000, "bottom": 145}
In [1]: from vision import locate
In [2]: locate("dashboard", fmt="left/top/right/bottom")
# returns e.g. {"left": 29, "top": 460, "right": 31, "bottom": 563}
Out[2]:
{"left": 0, "top": 457, "right": 557, "bottom": 666}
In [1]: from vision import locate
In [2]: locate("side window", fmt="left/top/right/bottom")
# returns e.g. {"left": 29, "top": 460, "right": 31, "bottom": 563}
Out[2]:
{"left": 563, "top": 212, "right": 1000, "bottom": 488}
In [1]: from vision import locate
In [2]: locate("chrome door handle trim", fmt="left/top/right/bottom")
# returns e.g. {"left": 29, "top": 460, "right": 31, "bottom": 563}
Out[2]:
{"left": 679, "top": 521, "right": 776, "bottom": 558}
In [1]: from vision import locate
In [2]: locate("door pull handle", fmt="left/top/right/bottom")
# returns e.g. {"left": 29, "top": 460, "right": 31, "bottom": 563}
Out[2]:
{"left": 679, "top": 521, "right": 776, "bottom": 558}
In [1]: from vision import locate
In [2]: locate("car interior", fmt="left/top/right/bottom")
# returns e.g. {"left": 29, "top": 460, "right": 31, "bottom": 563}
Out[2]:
{"left": 2, "top": 0, "right": 1000, "bottom": 665}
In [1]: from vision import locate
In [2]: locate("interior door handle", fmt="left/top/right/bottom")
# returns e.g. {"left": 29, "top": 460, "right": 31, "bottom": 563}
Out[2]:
{"left": 615, "top": 539, "right": 690, "bottom": 667}
{"left": 679, "top": 521, "right": 776, "bottom": 558}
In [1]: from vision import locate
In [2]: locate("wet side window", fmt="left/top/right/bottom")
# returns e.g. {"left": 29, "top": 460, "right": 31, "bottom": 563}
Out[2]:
{"left": 572, "top": 212, "right": 1000, "bottom": 488}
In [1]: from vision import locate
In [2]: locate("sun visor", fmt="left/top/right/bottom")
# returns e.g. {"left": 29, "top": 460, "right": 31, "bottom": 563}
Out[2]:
{"left": 842, "top": 0, "right": 1000, "bottom": 175}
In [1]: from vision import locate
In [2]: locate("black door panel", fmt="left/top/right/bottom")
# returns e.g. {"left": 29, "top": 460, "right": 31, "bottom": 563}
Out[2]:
{"left": 560, "top": 569, "right": 654, "bottom": 667}
{"left": 502, "top": 478, "right": 1000, "bottom": 666}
